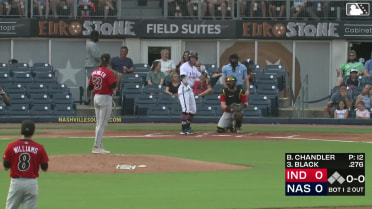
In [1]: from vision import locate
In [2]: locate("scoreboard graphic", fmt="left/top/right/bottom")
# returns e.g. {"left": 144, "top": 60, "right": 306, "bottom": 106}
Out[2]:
{"left": 285, "top": 153, "right": 365, "bottom": 196}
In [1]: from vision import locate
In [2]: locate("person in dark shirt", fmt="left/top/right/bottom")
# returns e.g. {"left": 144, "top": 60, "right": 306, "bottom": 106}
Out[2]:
{"left": 165, "top": 72, "right": 180, "bottom": 96}
{"left": 345, "top": 68, "right": 359, "bottom": 89}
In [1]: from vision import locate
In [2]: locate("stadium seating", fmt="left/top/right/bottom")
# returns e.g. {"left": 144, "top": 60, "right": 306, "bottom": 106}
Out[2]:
{"left": 30, "top": 104, "right": 53, "bottom": 116}
{"left": 29, "top": 93, "right": 52, "bottom": 105}
{"left": 203, "top": 94, "right": 221, "bottom": 105}
{"left": 169, "top": 104, "right": 182, "bottom": 117}
{"left": 3, "top": 83, "right": 25, "bottom": 94}
{"left": 47, "top": 83, "right": 70, "bottom": 94}
{"left": 197, "top": 104, "right": 216, "bottom": 116}
{"left": 212, "top": 84, "right": 224, "bottom": 95}
{"left": 134, "top": 94, "right": 157, "bottom": 115}
{"left": 248, "top": 94, "right": 271, "bottom": 116}
{"left": 157, "top": 94, "right": 179, "bottom": 105}
{"left": 146, "top": 105, "right": 169, "bottom": 117}
{"left": 32, "top": 63, "right": 54, "bottom": 74}
{"left": 0, "top": 71, "right": 12, "bottom": 85}
{"left": 53, "top": 104, "right": 76, "bottom": 116}
{"left": 0, "top": 106, "right": 7, "bottom": 115}
{"left": 121, "top": 73, "right": 143, "bottom": 84}
{"left": 33, "top": 72, "right": 57, "bottom": 84}
{"left": 51, "top": 93, "right": 74, "bottom": 105}
{"left": 143, "top": 84, "right": 164, "bottom": 95}
{"left": 12, "top": 72, "right": 33, "bottom": 85}
{"left": 7, "top": 104, "right": 30, "bottom": 116}
{"left": 7, "top": 94, "right": 30, "bottom": 105}
{"left": 0, "top": 63, "right": 9, "bottom": 71}
{"left": 10, "top": 63, "right": 31, "bottom": 73}
{"left": 25, "top": 83, "right": 48, "bottom": 94}
{"left": 244, "top": 106, "right": 263, "bottom": 117}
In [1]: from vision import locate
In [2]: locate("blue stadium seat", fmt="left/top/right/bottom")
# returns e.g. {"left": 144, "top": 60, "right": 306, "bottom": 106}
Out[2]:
{"left": 157, "top": 94, "right": 179, "bottom": 105}
{"left": 248, "top": 94, "right": 271, "bottom": 116}
{"left": 53, "top": 104, "right": 76, "bottom": 116}
{"left": 169, "top": 104, "right": 182, "bottom": 116}
{"left": 121, "top": 73, "right": 143, "bottom": 84}
{"left": 12, "top": 72, "right": 33, "bottom": 85}
{"left": 143, "top": 84, "right": 164, "bottom": 95}
{"left": 134, "top": 63, "right": 150, "bottom": 72}
{"left": 29, "top": 93, "right": 52, "bottom": 105}
{"left": 33, "top": 72, "right": 57, "bottom": 84}
{"left": 32, "top": 63, "right": 54, "bottom": 74}
{"left": 3, "top": 83, "right": 25, "bottom": 94}
{"left": 30, "top": 104, "right": 53, "bottom": 116}
{"left": 7, "top": 94, "right": 30, "bottom": 105}
{"left": 47, "top": 83, "right": 70, "bottom": 94}
{"left": 248, "top": 84, "right": 257, "bottom": 95}
{"left": 25, "top": 83, "right": 48, "bottom": 94}
{"left": 194, "top": 95, "right": 203, "bottom": 104}
{"left": 134, "top": 94, "right": 157, "bottom": 115}
{"left": 203, "top": 94, "right": 221, "bottom": 105}
{"left": 147, "top": 105, "right": 169, "bottom": 117}
{"left": 7, "top": 104, "right": 30, "bottom": 116}
{"left": 244, "top": 106, "right": 263, "bottom": 117}
{"left": 212, "top": 84, "right": 224, "bottom": 95}
{"left": 0, "top": 106, "right": 7, "bottom": 116}
{"left": 10, "top": 63, "right": 31, "bottom": 73}
{"left": 0, "top": 71, "right": 12, "bottom": 85}
{"left": 51, "top": 93, "right": 74, "bottom": 104}
{"left": 197, "top": 105, "right": 216, "bottom": 116}
{"left": 0, "top": 63, "right": 9, "bottom": 71}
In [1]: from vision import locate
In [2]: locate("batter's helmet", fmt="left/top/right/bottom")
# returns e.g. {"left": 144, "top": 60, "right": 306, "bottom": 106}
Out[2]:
{"left": 189, "top": 51, "right": 198, "bottom": 60}
{"left": 21, "top": 120, "right": 35, "bottom": 137}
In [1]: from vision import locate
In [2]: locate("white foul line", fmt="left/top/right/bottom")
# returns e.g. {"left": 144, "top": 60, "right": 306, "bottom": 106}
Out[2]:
{"left": 266, "top": 136, "right": 372, "bottom": 143}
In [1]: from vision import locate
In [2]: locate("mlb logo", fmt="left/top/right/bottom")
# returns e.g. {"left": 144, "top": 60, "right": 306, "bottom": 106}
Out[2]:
{"left": 346, "top": 3, "right": 370, "bottom": 16}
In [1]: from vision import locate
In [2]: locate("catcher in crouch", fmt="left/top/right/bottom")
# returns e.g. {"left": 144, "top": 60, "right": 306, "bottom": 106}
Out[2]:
{"left": 217, "top": 76, "right": 249, "bottom": 133}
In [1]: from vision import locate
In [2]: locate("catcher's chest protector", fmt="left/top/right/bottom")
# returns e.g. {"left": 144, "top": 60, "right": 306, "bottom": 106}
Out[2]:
{"left": 224, "top": 87, "right": 243, "bottom": 105}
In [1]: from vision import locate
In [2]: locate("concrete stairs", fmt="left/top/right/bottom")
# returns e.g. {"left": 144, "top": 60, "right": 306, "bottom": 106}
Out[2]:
{"left": 121, "top": 0, "right": 163, "bottom": 19}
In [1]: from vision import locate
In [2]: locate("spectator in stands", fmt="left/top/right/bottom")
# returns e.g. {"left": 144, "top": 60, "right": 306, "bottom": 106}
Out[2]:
{"left": 305, "top": 0, "right": 330, "bottom": 21}
{"left": 110, "top": 46, "right": 134, "bottom": 74}
{"left": 165, "top": 72, "right": 180, "bottom": 96}
{"left": 334, "top": 100, "right": 349, "bottom": 119}
{"left": 79, "top": 0, "right": 93, "bottom": 19}
{"left": 355, "top": 100, "right": 370, "bottom": 119}
{"left": 250, "top": 0, "right": 267, "bottom": 18}
{"left": 336, "top": 50, "right": 364, "bottom": 86}
{"left": 8, "top": 59, "right": 18, "bottom": 66}
{"left": 324, "top": 83, "right": 353, "bottom": 118}
{"left": 193, "top": 71, "right": 213, "bottom": 97}
{"left": 85, "top": 30, "right": 100, "bottom": 105}
{"left": 168, "top": 0, "right": 186, "bottom": 17}
{"left": 0, "top": 85, "right": 10, "bottom": 106}
{"left": 34, "top": 0, "right": 49, "bottom": 18}
{"left": 221, "top": 53, "right": 249, "bottom": 95}
{"left": 146, "top": 60, "right": 165, "bottom": 85}
{"left": 186, "top": 0, "right": 197, "bottom": 17}
{"left": 290, "top": 0, "right": 306, "bottom": 18}
{"left": 157, "top": 49, "right": 176, "bottom": 77}
{"left": 355, "top": 85, "right": 372, "bottom": 111}
{"left": 205, "top": 0, "right": 228, "bottom": 20}
{"left": 50, "top": 0, "right": 75, "bottom": 18}
{"left": 269, "top": 0, "right": 285, "bottom": 19}
{"left": 210, "top": 68, "right": 222, "bottom": 86}
{"left": 98, "top": 0, "right": 115, "bottom": 18}
{"left": 176, "top": 51, "right": 189, "bottom": 74}
{"left": 0, "top": 0, "right": 11, "bottom": 16}
{"left": 13, "top": 0, "right": 26, "bottom": 17}
{"left": 363, "top": 57, "right": 372, "bottom": 77}
{"left": 345, "top": 68, "right": 360, "bottom": 90}
{"left": 241, "top": 59, "right": 255, "bottom": 83}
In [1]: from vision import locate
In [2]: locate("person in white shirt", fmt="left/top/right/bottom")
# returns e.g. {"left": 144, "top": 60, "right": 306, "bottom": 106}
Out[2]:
{"left": 157, "top": 49, "right": 176, "bottom": 77}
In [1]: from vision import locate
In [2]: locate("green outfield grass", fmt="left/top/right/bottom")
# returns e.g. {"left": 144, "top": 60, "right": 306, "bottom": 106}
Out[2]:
{"left": 0, "top": 125, "right": 371, "bottom": 209}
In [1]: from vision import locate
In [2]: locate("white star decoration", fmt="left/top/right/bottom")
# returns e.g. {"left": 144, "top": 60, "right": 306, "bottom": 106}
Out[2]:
{"left": 57, "top": 60, "right": 81, "bottom": 86}
{"left": 265, "top": 59, "right": 281, "bottom": 66}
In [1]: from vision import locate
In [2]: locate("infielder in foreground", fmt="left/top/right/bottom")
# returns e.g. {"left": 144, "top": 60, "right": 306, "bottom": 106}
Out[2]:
{"left": 178, "top": 51, "right": 202, "bottom": 135}
{"left": 88, "top": 53, "right": 117, "bottom": 154}
{"left": 217, "top": 76, "right": 248, "bottom": 133}
{"left": 2, "top": 120, "right": 49, "bottom": 209}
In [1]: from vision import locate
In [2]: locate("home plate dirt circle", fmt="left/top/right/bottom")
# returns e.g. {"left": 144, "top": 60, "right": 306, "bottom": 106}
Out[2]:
{"left": 48, "top": 154, "right": 249, "bottom": 174}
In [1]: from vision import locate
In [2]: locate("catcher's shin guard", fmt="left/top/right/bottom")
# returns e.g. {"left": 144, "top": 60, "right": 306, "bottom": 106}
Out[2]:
{"left": 233, "top": 111, "right": 243, "bottom": 129}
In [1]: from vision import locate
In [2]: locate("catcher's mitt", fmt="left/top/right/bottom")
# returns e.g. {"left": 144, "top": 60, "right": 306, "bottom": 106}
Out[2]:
{"left": 229, "top": 103, "right": 244, "bottom": 112}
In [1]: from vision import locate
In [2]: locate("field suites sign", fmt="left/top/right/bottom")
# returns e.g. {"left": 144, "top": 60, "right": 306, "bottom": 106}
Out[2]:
{"left": 1, "top": 18, "right": 371, "bottom": 39}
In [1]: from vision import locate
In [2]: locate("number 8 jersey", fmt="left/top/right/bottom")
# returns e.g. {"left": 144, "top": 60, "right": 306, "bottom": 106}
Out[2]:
{"left": 2, "top": 139, "right": 49, "bottom": 178}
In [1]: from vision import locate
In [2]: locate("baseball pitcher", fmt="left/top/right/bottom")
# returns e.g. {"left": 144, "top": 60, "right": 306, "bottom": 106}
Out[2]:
{"left": 217, "top": 76, "right": 249, "bottom": 133}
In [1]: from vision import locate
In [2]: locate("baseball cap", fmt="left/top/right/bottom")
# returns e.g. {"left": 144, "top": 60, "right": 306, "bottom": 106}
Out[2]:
{"left": 21, "top": 120, "right": 35, "bottom": 137}
{"left": 350, "top": 68, "right": 358, "bottom": 73}
{"left": 349, "top": 50, "right": 356, "bottom": 56}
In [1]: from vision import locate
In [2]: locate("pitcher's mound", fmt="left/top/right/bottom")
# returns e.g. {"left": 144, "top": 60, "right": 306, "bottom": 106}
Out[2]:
{"left": 48, "top": 154, "right": 249, "bottom": 174}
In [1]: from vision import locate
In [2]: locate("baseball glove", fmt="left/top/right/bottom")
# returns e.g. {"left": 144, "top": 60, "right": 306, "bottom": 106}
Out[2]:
{"left": 229, "top": 103, "right": 245, "bottom": 133}
{"left": 229, "top": 103, "right": 244, "bottom": 112}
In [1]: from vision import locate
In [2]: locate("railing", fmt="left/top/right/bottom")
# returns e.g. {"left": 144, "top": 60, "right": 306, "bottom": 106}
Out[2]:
{"left": 0, "top": 0, "right": 121, "bottom": 19}
{"left": 292, "top": 74, "right": 309, "bottom": 118}
{"left": 162, "top": 0, "right": 371, "bottom": 20}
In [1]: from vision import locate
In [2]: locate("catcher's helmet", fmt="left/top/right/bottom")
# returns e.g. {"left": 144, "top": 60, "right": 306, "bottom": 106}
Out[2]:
{"left": 226, "top": 76, "right": 237, "bottom": 88}
{"left": 189, "top": 51, "right": 198, "bottom": 60}
{"left": 21, "top": 120, "right": 35, "bottom": 137}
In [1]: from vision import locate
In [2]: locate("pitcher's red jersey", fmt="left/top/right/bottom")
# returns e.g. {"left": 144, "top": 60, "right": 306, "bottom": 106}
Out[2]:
{"left": 89, "top": 67, "right": 116, "bottom": 95}
{"left": 2, "top": 139, "right": 49, "bottom": 178}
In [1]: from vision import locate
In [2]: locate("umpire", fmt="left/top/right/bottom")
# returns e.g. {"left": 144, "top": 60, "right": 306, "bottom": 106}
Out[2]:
{"left": 217, "top": 76, "right": 249, "bottom": 133}
{"left": 221, "top": 53, "right": 250, "bottom": 96}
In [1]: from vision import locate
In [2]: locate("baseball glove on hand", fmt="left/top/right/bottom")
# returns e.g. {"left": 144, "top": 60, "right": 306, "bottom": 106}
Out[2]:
{"left": 229, "top": 103, "right": 244, "bottom": 112}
